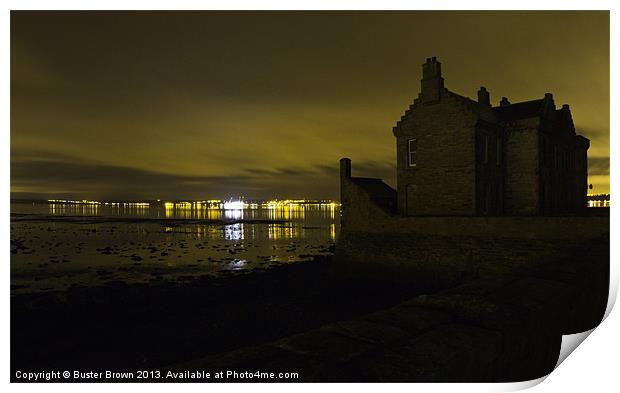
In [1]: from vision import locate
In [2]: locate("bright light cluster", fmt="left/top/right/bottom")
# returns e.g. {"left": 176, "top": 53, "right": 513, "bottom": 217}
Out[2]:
{"left": 223, "top": 200, "right": 245, "bottom": 210}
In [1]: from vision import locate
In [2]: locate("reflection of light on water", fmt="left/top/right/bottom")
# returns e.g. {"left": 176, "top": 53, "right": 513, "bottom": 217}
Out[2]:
{"left": 224, "top": 223, "right": 244, "bottom": 240}
{"left": 229, "top": 259, "right": 247, "bottom": 270}
{"left": 207, "top": 209, "right": 222, "bottom": 220}
{"left": 267, "top": 224, "right": 296, "bottom": 240}
{"left": 224, "top": 209, "right": 243, "bottom": 220}
{"left": 49, "top": 203, "right": 101, "bottom": 216}
{"left": 42, "top": 200, "right": 340, "bottom": 242}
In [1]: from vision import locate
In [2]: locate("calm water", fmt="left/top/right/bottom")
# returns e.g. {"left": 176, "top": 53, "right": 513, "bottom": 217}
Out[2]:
{"left": 10, "top": 202, "right": 340, "bottom": 294}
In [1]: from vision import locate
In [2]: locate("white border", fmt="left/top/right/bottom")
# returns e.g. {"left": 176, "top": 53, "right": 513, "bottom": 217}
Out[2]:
{"left": 2, "top": 2, "right": 617, "bottom": 392}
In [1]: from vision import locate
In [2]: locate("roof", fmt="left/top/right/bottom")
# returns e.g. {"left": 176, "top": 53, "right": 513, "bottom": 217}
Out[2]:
{"left": 445, "top": 90, "right": 477, "bottom": 106}
{"left": 492, "top": 99, "right": 545, "bottom": 121}
{"left": 350, "top": 177, "right": 397, "bottom": 200}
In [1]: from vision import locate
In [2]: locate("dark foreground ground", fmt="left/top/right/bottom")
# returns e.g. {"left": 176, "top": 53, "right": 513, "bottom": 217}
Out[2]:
{"left": 11, "top": 237, "right": 609, "bottom": 383}
{"left": 11, "top": 256, "right": 426, "bottom": 378}
{"left": 171, "top": 244, "right": 609, "bottom": 383}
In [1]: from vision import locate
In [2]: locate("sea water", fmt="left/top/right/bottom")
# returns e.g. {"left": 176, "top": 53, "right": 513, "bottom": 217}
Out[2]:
{"left": 10, "top": 201, "right": 340, "bottom": 294}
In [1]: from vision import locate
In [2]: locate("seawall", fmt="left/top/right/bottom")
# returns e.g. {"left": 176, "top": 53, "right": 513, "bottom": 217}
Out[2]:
{"left": 334, "top": 214, "right": 609, "bottom": 290}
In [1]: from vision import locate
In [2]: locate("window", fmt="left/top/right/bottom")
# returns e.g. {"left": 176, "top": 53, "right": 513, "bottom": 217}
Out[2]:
{"left": 496, "top": 137, "right": 501, "bottom": 166}
{"left": 484, "top": 135, "right": 489, "bottom": 164}
{"left": 408, "top": 138, "right": 417, "bottom": 167}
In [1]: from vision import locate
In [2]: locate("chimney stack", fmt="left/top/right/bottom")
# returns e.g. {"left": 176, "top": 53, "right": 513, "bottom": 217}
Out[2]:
{"left": 421, "top": 57, "right": 444, "bottom": 104}
{"left": 340, "top": 158, "right": 351, "bottom": 179}
{"left": 477, "top": 87, "right": 490, "bottom": 107}
{"left": 500, "top": 97, "right": 511, "bottom": 107}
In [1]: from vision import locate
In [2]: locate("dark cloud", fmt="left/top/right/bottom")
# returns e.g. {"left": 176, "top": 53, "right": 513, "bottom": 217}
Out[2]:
{"left": 11, "top": 149, "right": 398, "bottom": 201}
{"left": 11, "top": 158, "right": 253, "bottom": 200}
{"left": 589, "top": 156, "right": 610, "bottom": 176}
{"left": 243, "top": 168, "right": 274, "bottom": 175}
{"left": 275, "top": 167, "right": 313, "bottom": 176}
{"left": 349, "top": 161, "right": 397, "bottom": 185}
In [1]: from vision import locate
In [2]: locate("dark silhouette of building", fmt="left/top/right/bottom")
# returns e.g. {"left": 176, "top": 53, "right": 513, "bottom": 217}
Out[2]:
{"left": 333, "top": 60, "right": 608, "bottom": 383}
{"left": 342, "top": 57, "right": 590, "bottom": 217}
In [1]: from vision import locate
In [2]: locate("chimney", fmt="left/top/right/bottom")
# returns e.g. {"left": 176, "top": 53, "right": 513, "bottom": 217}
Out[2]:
{"left": 562, "top": 104, "right": 570, "bottom": 111}
{"left": 340, "top": 158, "right": 351, "bottom": 179}
{"left": 544, "top": 93, "right": 556, "bottom": 111}
{"left": 500, "top": 97, "right": 510, "bottom": 107}
{"left": 421, "top": 57, "right": 444, "bottom": 104}
{"left": 477, "top": 86, "right": 490, "bottom": 107}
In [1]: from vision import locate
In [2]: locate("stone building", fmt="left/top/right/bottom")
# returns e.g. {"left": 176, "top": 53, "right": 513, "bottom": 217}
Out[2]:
{"left": 335, "top": 58, "right": 605, "bottom": 289}
{"left": 342, "top": 57, "right": 590, "bottom": 217}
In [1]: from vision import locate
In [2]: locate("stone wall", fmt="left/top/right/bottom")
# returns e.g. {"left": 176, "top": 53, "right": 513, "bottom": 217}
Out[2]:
{"left": 394, "top": 91, "right": 478, "bottom": 216}
{"left": 333, "top": 211, "right": 609, "bottom": 289}
{"left": 339, "top": 157, "right": 607, "bottom": 288}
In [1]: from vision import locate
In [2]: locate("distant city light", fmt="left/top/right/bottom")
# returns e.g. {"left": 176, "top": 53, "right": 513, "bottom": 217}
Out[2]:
{"left": 223, "top": 200, "right": 245, "bottom": 210}
{"left": 46, "top": 198, "right": 341, "bottom": 210}
{"left": 47, "top": 199, "right": 149, "bottom": 207}
{"left": 587, "top": 194, "right": 610, "bottom": 208}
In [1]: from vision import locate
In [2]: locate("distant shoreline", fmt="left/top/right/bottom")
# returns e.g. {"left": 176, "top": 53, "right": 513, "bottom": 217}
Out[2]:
{"left": 10, "top": 213, "right": 288, "bottom": 225}
{"left": 10, "top": 198, "right": 340, "bottom": 204}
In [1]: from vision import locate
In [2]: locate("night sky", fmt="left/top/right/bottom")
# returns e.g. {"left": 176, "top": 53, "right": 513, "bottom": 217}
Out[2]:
{"left": 11, "top": 11, "right": 610, "bottom": 201}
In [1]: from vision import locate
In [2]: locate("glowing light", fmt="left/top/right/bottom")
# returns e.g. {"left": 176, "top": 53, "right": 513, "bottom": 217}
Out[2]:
{"left": 223, "top": 200, "right": 245, "bottom": 210}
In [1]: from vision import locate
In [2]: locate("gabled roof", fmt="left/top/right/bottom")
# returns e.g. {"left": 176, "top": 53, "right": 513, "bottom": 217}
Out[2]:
{"left": 445, "top": 90, "right": 478, "bottom": 107}
{"left": 492, "top": 99, "right": 545, "bottom": 121}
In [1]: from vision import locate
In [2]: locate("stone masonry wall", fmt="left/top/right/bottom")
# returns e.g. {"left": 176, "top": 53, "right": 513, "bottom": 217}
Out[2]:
{"left": 395, "top": 91, "right": 478, "bottom": 216}
{"left": 333, "top": 213, "right": 609, "bottom": 289}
